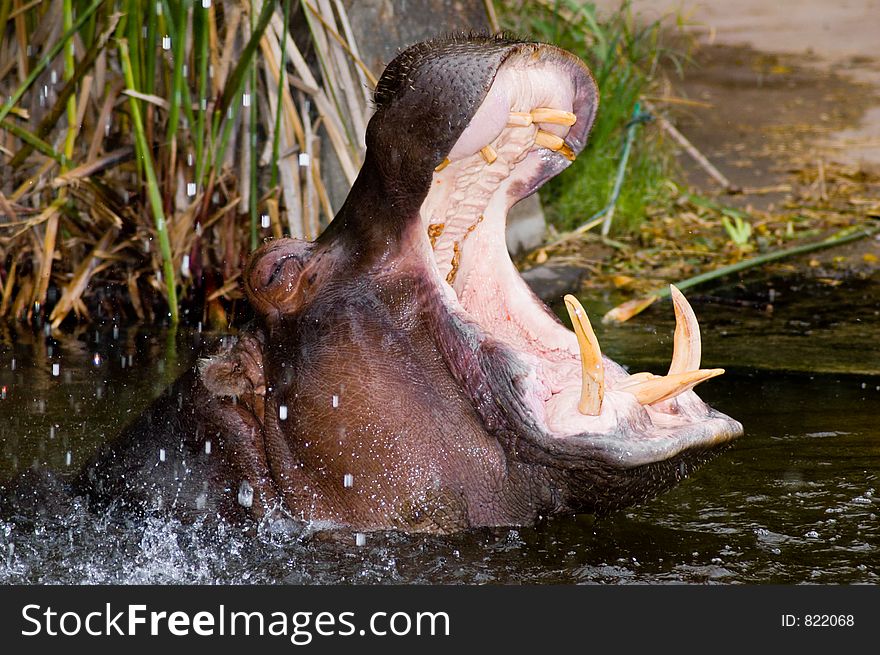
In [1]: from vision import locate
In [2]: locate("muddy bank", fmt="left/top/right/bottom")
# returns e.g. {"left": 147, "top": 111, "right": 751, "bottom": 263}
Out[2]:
{"left": 667, "top": 43, "right": 878, "bottom": 204}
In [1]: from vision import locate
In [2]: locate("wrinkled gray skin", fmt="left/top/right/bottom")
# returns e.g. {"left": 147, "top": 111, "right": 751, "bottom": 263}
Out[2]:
{"left": 79, "top": 35, "right": 742, "bottom": 534}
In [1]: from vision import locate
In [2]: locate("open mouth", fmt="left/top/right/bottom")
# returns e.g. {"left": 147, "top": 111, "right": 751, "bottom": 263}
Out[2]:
{"left": 419, "top": 45, "right": 741, "bottom": 463}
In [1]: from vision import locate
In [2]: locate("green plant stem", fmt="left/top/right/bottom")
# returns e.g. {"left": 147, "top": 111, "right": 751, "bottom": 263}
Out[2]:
{"left": 269, "top": 0, "right": 292, "bottom": 193}
{"left": 0, "top": 119, "right": 63, "bottom": 162}
{"left": 144, "top": 0, "right": 158, "bottom": 96}
{"left": 212, "top": 85, "right": 243, "bottom": 173}
{"left": 217, "top": 0, "right": 275, "bottom": 124}
{"left": 165, "top": 0, "right": 187, "bottom": 145}
{"left": 606, "top": 221, "right": 880, "bottom": 323}
{"left": 119, "top": 38, "right": 179, "bottom": 324}
{"left": 0, "top": 0, "right": 12, "bottom": 47}
{"left": 248, "top": 3, "right": 258, "bottom": 250}
{"left": 662, "top": 223, "right": 880, "bottom": 297}
{"left": 7, "top": 11, "right": 118, "bottom": 169}
{"left": 62, "top": 0, "right": 77, "bottom": 167}
{"left": 0, "top": 0, "right": 104, "bottom": 125}
{"left": 600, "top": 102, "right": 643, "bottom": 236}
{"left": 194, "top": 0, "right": 209, "bottom": 186}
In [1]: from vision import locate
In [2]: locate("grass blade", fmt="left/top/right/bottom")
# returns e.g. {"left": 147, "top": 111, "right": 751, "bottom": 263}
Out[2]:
{"left": 119, "top": 37, "right": 179, "bottom": 324}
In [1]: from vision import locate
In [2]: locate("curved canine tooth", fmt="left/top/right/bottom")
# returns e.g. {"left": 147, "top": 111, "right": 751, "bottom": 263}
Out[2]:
{"left": 669, "top": 285, "right": 701, "bottom": 375}
{"left": 531, "top": 107, "right": 577, "bottom": 126}
{"left": 559, "top": 143, "right": 576, "bottom": 162}
{"left": 563, "top": 294, "right": 604, "bottom": 416}
{"left": 535, "top": 129, "right": 566, "bottom": 152}
{"left": 621, "top": 368, "right": 725, "bottom": 405}
{"left": 480, "top": 144, "right": 498, "bottom": 164}
{"left": 508, "top": 112, "right": 533, "bottom": 127}
{"left": 434, "top": 158, "right": 450, "bottom": 172}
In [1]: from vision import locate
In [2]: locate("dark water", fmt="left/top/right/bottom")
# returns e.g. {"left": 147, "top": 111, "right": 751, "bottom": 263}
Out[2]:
{"left": 0, "top": 275, "right": 877, "bottom": 584}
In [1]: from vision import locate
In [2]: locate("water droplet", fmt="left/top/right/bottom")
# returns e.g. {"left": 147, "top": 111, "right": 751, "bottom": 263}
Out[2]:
{"left": 159, "top": 448, "right": 166, "bottom": 462}
{"left": 187, "top": 182, "right": 197, "bottom": 197}
{"left": 112, "top": 325, "right": 119, "bottom": 339}
{"left": 52, "top": 363, "right": 60, "bottom": 377}
{"left": 93, "top": 353, "right": 102, "bottom": 366}
{"left": 49, "top": 426, "right": 55, "bottom": 439}
{"left": 343, "top": 473, "right": 353, "bottom": 488}
{"left": 242, "top": 93, "right": 251, "bottom": 107}
{"left": 298, "top": 152, "right": 310, "bottom": 167}
{"left": 50, "top": 69, "right": 57, "bottom": 85}
{"left": 331, "top": 395, "right": 339, "bottom": 408}
{"left": 10, "top": 358, "right": 15, "bottom": 371}
{"left": 197, "top": 321, "right": 203, "bottom": 333}
{"left": 162, "top": 35, "right": 171, "bottom": 50}
{"left": 237, "top": 480, "right": 254, "bottom": 508}
{"left": 65, "top": 451, "right": 72, "bottom": 467}
{"left": 201, "top": 0, "right": 211, "bottom": 8}
{"left": 279, "top": 404, "right": 288, "bottom": 420}
{"left": 261, "top": 214, "right": 270, "bottom": 229}
{"left": 182, "top": 64, "right": 188, "bottom": 78}
{"left": 187, "top": 152, "right": 193, "bottom": 167}
{"left": 204, "top": 440, "right": 211, "bottom": 455}
{"left": 355, "top": 533, "right": 366, "bottom": 547}
{"left": 181, "top": 254, "right": 191, "bottom": 278}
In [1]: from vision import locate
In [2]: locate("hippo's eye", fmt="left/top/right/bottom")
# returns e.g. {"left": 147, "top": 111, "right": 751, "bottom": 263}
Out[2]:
{"left": 265, "top": 253, "right": 300, "bottom": 287}
{"left": 266, "top": 260, "right": 285, "bottom": 286}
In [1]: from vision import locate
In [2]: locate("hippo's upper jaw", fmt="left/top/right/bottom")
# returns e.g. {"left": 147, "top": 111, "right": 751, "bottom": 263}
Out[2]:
{"left": 233, "top": 36, "right": 743, "bottom": 532}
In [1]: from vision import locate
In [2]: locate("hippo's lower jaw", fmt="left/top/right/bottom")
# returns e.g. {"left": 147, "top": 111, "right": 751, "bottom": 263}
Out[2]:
{"left": 415, "top": 44, "right": 742, "bottom": 495}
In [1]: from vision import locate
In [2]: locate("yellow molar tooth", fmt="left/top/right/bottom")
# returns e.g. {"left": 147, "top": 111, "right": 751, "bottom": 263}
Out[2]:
{"left": 531, "top": 107, "right": 577, "bottom": 126}
{"left": 507, "top": 112, "right": 533, "bottom": 127}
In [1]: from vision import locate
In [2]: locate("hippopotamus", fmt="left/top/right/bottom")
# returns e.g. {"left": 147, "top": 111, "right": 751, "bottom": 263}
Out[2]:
{"left": 79, "top": 35, "right": 742, "bottom": 534}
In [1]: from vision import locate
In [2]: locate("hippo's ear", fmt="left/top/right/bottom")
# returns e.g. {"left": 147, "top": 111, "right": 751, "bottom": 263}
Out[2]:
{"left": 244, "top": 238, "right": 315, "bottom": 320}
